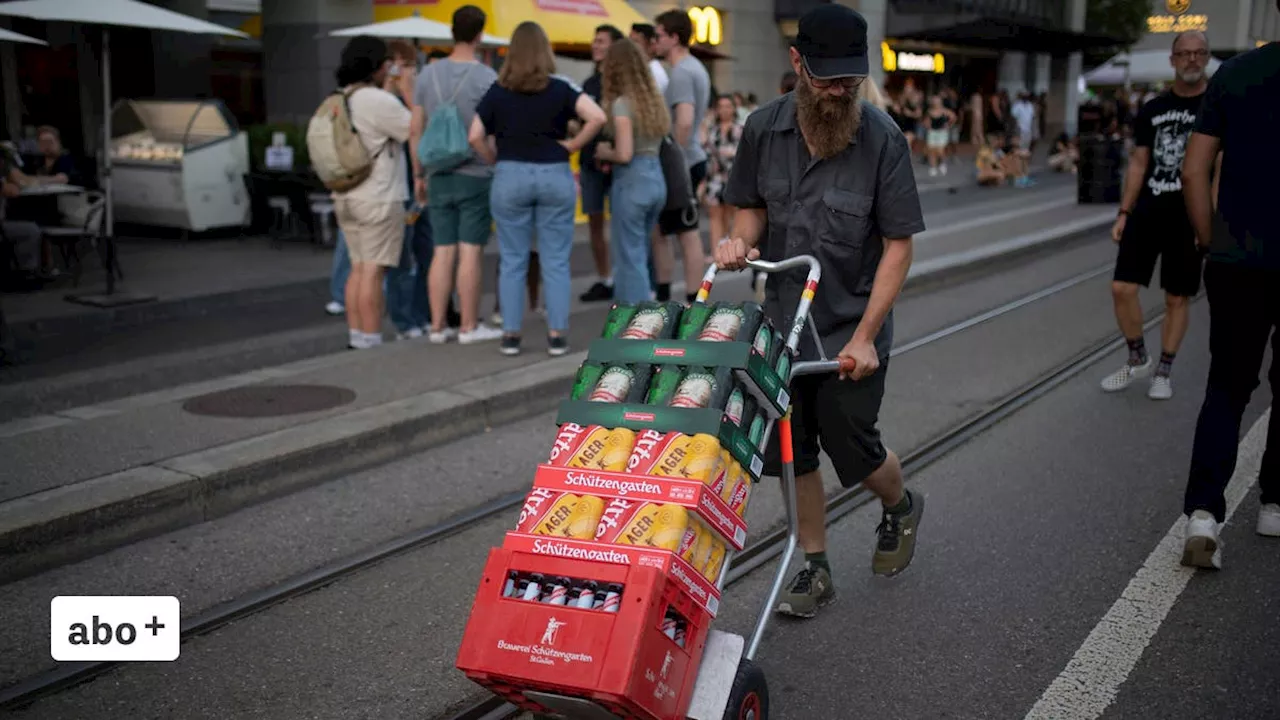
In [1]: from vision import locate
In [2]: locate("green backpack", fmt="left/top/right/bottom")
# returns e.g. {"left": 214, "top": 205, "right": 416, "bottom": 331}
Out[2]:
{"left": 418, "top": 63, "right": 479, "bottom": 175}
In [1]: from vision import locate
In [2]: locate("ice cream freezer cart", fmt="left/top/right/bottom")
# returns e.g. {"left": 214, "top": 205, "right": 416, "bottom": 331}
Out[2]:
{"left": 455, "top": 256, "right": 855, "bottom": 720}
{"left": 109, "top": 98, "right": 250, "bottom": 232}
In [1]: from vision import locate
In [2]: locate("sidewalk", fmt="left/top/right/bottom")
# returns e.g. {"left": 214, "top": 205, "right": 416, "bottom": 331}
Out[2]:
{"left": 0, "top": 182, "right": 1114, "bottom": 582}
{"left": 3, "top": 144, "right": 1034, "bottom": 337}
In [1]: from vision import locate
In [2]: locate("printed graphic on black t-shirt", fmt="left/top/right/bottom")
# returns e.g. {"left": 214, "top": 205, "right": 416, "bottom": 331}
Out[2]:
{"left": 1133, "top": 91, "right": 1203, "bottom": 205}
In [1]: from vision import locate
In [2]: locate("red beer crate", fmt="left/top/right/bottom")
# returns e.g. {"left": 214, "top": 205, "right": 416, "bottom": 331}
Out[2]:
{"left": 456, "top": 538, "right": 718, "bottom": 720}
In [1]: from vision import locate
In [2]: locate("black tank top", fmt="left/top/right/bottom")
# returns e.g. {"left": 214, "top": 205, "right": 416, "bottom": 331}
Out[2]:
{"left": 929, "top": 113, "right": 949, "bottom": 130}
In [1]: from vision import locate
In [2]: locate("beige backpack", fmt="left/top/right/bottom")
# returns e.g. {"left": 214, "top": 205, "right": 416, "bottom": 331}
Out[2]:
{"left": 307, "top": 86, "right": 377, "bottom": 193}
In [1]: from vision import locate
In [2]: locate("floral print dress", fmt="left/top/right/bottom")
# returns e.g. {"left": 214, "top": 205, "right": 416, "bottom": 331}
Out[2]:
{"left": 703, "top": 121, "right": 743, "bottom": 206}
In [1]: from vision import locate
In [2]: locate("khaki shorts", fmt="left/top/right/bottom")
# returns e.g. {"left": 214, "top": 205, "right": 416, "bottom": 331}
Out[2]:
{"left": 334, "top": 197, "right": 405, "bottom": 267}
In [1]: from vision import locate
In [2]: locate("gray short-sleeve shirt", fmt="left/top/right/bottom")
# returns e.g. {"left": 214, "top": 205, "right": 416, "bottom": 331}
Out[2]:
{"left": 413, "top": 58, "right": 498, "bottom": 178}
{"left": 725, "top": 94, "right": 925, "bottom": 361}
{"left": 664, "top": 55, "right": 710, "bottom": 168}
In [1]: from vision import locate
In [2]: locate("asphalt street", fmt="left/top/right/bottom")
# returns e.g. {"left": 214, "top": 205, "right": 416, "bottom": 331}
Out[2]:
{"left": 0, "top": 225, "right": 1119, "bottom": 692}
{"left": 9, "top": 220, "right": 1273, "bottom": 720}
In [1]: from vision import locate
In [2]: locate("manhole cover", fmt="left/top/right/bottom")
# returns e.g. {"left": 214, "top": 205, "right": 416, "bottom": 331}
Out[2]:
{"left": 182, "top": 384, "right": 357, "bottom": 418}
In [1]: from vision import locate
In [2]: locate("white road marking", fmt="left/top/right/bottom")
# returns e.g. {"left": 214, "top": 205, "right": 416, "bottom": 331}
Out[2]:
{"left": 1024, "top": 408, "right": 1272, "bottom": 720}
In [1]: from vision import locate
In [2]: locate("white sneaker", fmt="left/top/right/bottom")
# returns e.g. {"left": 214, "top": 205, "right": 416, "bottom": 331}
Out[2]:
{"left": 1100, "top": 357, "right": 1153, "bottom": 393}
{"left": 396, "top": 327, "right": 424, "bottom": 341}
{"left": 428, "top": 328, "right": 458, "bottom": 344}
{"left": 1257, "top": 503, "right": 1280, "bottom": 537}
{"left": 459, "top": 325, "right": 504, "bottom": 344}
{"left": 489, "top": 312, "right": 503, "bottom": 328}
{"left": 1147, "top": 375, "right": 1173, "bottom": 400}
{"left": 325, "top": 302, "right": 345, "bottom": 316}
{"left": 940, "top": 163, "right": 948, "bottom": 176}
{"left": 1181, "top": 510, "right": 1222, "bottom": 569}
{"left": 928, "top": 166, "right": 939, "bottom": 178}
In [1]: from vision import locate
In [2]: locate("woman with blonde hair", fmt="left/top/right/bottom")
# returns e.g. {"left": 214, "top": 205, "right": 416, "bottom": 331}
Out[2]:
{"left": 470, "top": 21, "right": 606, "bottom": 356}
{"left": 594, "top": 38, "right": 669, "bottom": 303}
{"left": 860, "top": 75, "right": 888, "bottom": 111}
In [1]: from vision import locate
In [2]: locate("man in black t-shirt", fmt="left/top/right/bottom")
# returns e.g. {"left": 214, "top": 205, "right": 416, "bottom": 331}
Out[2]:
{"left": 1100, "top": 30, "right": 1210, "bottom": 402}
{"left": 1179, "top": 26, "right": 1280, "bottom": 569}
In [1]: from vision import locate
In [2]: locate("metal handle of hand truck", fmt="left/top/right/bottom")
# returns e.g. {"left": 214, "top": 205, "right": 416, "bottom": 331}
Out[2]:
{"left": 695, "top": 255, "right": 822, "bottom": 355}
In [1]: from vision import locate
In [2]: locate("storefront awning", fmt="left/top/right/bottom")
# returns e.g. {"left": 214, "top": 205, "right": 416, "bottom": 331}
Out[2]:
{"left": 373, "top": 0, "right": 647, "bottom": 49}
{"left": 891, "top": 17, "right": 1128, "bottom": 55}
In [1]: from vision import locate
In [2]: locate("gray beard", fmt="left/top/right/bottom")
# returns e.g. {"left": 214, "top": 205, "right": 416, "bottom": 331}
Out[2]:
{"left": 796, "top": 80, "right": 863, "bottom": 159}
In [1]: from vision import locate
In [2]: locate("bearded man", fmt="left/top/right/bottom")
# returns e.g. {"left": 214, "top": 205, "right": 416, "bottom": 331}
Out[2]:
{"left": 716, "top": 4, "right": 926, "bottom": 619}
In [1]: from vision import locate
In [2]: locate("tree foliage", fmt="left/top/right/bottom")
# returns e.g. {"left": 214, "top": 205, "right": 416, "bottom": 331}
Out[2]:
{"left": 1087, "top": 0, "right": 1153, "bottom": 47}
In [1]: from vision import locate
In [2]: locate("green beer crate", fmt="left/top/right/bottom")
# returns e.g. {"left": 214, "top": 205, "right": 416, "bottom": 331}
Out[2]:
{"left": 584, "top": 339, "right": 790, "bottom": 418}
{"left": 554, "top": 400, "right": 766, "bottom": 481}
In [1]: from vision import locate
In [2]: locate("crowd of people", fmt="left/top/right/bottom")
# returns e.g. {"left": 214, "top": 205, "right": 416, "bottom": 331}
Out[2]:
{"left": 325, "top": 6, "right": 745, "bottom": 355}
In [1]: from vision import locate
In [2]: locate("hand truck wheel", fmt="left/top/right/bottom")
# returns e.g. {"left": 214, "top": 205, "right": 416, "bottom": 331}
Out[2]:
{"left": 721, "top": 658, "right": 769, "bottom": 720}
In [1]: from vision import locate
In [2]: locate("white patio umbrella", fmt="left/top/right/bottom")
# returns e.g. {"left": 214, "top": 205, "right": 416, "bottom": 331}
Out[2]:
{"left": 328, "top": 12, "right": 508, "bottom": 47}
{"left": 1084, "top": 49, "right": 1221, "bottom": 86}
{"left": 0, "top": 0, "right": 248, "bottom": 237}
{"left": 0, "top": 27, "right": 48, "bottom": 45}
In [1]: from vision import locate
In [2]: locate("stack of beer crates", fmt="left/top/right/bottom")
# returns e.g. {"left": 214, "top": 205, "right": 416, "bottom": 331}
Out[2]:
{"left": 456, "top": 299, "right": 793, "bottom": 720}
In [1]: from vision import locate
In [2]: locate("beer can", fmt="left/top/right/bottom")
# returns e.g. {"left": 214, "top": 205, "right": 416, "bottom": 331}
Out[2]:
{"left": 751, "top": 322, "right": 773, "bottom": 358}
{"left": 674, "top": 622, "right": 687, "bottom": 648}
{"left": 502, "top": 571, "right": 518, "bottom": 598}
{"left": 602, "top": 303, "right": 639, "bottom": 339}
{"left": 575, "top": 581, "right": 598, "bottom": 609}
{"left": 724, "top": 386, "right": 746, "bottom": 426}
{"left": 645, "top": 364, "right": 684, "bottom": 406}
{"left": 545, "top": 578, "right": 570, "bottom": 605}
{"left": 669, "top": 366, "right": 733, "bottom": 411}
{"left": 776, "top": 350, "right": 792, "bottom": 384}
{"left": 570, "top": 363, "right": 606, "bottom": 401}
{"left": 697, "top": 302, "right": 764, "bottom": 344}
{"left": 603, "top": 584, "right": 622, "bottom": 613}
{"left": 592, "top": 595, "right": 606, "bottom": 610}
{"left": 523, "top": 574, "right": 545, "bottom": 601}
{"left": 749, "top": 412, "right": 768, "bottom": 450}
{"left": 676, "top": 302, "right": 712, "bottom": 340}
{"left": 587, "top": 364, "right": 653, "bottom": 404}
{"left": 619, "top": 301, "right": 681, "bottom": 340}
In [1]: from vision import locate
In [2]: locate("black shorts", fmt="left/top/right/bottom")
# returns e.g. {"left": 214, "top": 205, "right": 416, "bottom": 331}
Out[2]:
{"left": 1113, "top": 206, "right": 1204, "bottom": 297}
{"left": 658, "top": 161, "right": 708, "bottom": 235}
{"left": 761, "top": 361, "right": 889, "bottom": 487}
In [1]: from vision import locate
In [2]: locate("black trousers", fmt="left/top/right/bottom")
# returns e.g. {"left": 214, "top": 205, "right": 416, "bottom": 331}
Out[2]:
{"left": 1184, "top": 261, "right": 1280, "bottom": 521}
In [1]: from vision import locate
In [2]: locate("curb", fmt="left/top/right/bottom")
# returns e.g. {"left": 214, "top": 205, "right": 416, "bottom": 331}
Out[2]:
{"left": 0, "top": 353, "right": 585, "bottom": 583}
{"left": 0, "top": 211, "right": 1113, "bottom": 582}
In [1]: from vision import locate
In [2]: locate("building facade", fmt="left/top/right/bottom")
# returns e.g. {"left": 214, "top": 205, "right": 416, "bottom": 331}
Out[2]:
{"left": 1132, "top": 0, "right": 1280, "bottom": 54}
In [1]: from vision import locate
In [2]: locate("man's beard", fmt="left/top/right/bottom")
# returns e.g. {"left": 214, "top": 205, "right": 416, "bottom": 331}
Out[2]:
{"left": 1178, "top": 68, "right": 1204, "bottom": 84}
{"left": 795, "top": 78, "right": 862, "bottom": 159}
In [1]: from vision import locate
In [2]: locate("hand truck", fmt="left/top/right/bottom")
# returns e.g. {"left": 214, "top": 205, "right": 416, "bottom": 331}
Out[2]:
{"left": 456, "top": 255, "right": 853, "bottom": 720}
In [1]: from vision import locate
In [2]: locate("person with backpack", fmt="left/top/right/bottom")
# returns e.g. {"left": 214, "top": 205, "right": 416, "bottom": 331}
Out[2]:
{"left": 411, "top": 5, "right": 504, "bottom": 346}
{"left": 308, "top": 36, "right": 413, "bottom": 350}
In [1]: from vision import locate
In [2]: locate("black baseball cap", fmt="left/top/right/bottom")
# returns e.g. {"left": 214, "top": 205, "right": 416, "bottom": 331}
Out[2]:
{"left": 793, "top": 4, "right": 869, "bottom": 79}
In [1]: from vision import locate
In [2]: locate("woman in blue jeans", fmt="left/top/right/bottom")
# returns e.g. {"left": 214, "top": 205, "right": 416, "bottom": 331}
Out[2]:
{"left": 593, "top": 39, "right": 669, "bottom": 304}
{"left": 468, "top": 21, "right": 606, "bottom": 357}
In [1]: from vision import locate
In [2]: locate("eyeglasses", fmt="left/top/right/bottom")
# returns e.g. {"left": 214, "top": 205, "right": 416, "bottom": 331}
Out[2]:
{"left": 1172, "top": 50, "right": 1209, "bottom": 60}
{"left": 807, "top": 73, "right": 864, "bottom": 90}
{"left": 802, "top": 58, "right": 864, "bottom": 89}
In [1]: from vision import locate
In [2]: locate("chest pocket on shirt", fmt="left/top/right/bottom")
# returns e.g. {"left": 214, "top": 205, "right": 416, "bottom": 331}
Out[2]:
{"left": 820, "top": 188, "right": 873, "bottom": 250}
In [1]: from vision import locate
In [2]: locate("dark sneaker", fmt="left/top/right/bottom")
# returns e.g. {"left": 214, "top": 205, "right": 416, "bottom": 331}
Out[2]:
{"left": 872, "top": 489, "right": 925, "bottom": 577}
{"left": 500, "top": 335, "right": 521, "bottom": 356}
{"left": 774, "top": 563, "right": 835, "bottom": 618}
{"left": 547, "top": 335, "right": 569, "bottom": 357}
{"left": 579, "top": 282, "right": 614, "bottom": 302}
